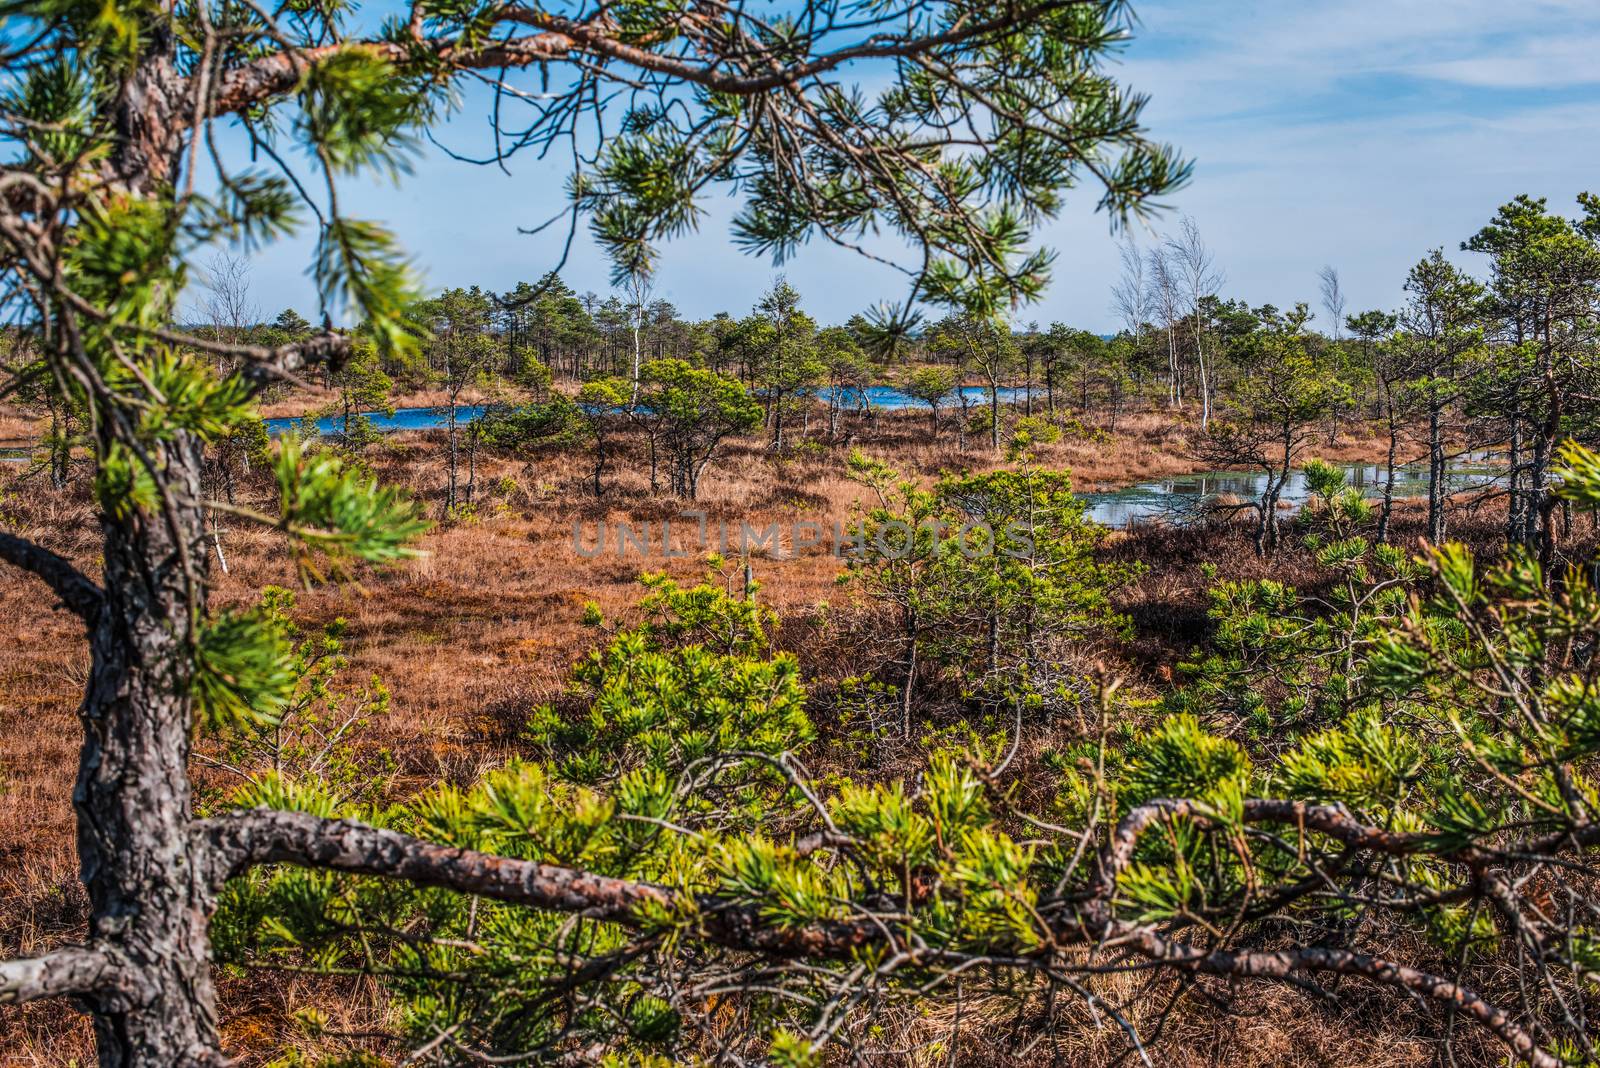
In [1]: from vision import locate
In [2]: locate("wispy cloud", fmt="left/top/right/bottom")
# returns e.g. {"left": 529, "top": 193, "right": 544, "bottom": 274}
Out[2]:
{"left": 1025, "top": 0, "right": 1600, "bottom": 327}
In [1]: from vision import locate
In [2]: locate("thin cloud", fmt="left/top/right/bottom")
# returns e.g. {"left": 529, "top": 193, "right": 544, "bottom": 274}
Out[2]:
{"left": 235, "top": 1, "right": 1600, "bottom": 333}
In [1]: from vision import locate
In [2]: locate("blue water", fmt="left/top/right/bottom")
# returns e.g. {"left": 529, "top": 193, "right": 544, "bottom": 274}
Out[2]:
{"left": 1077, "top": 457, "right": 1504, "bottom": 528}
{"left": 821, "top": 385, "right": 1028, "bottom": 410}
{"left": 258, "top": 399, "right": 1502, "bottom": 531}
{"left": 264, "top": 405, "right": 496, "bottom": 437}
{"left": 264, "top": 386, "right": 1031, "bottom": 437}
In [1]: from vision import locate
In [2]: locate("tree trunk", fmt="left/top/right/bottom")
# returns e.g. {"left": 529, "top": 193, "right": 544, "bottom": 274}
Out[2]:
{"left": 48, "top": 398, "right": 69, "bottom": 489}
{"left": 70, "top": 47, "right": 232, "bottom": 1064}
{"left": 82, "top": 431, "right": 226, "bottom": 1066}
{"left": 629, "top": 317, "right": 642, "bottom": 408}
{"left": 900, "top": 611, "right": 918, "bottom": 738}
{"left": 1166, "top": 326, "right": 1179, "bottom": 409}
{"left": 1528, "top": 431, "right": 1548, "bottom": 553}
{"left": 1534, "top": 333, "right": 1563, "bottom": 571}
{"left": 446, "top": 395, "right": 459, "bottom": 514}
{"left": 1377, "top": 394, "right": 1398, "bottom": 545}
{"left": 989, "top": 380, "right": 1000, "bottom": 453}
{"left": 1427, "top": 401, "right": 1446, "bottom": 544}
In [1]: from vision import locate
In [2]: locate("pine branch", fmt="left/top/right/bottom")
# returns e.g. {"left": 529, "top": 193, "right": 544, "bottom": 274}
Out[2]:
{"left": 0, "top": 532, "right": 104, "bottom": 624}
{"left": 197, "top": 808, "right": 883, "bottom": 956}
{"left": 207, "top": 0, "right": 1099, "bottom": 117}
{"left": 0, "top": 209, "right": 346, "bottom": 388}
{"left": 1080, "top": 797, "right": 1565, "bottom": 1068}
{"left": 235, "top": 331, "right": 352, "bottom": 390}
{"left": 197, "top": 804, "right": 1565, "bottom": 1067}
{"left": 0, "top": 946, "right": 130, "bottom": 1007}
{"left": 1097, "top": 921, "right": 1560, "bottom": 1068}
{"left": 1093, "top": 796, "right": 1600, "bottom": 891}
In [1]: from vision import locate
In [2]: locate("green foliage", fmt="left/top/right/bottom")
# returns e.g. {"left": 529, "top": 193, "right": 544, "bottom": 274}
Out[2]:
{"left": 209, "top": 519, "right": 1600, "bottom": 1064}
{"left": 93, "top": 440, "right": 160, "bottom": 519}
{"left": 1301, "top": 458, "right": 1346, "bottom": 501}
{"left": 900, "top": 365, "right": 958, "bottom": 436}
{"left": 193, "top": 607, "right": 296, "bottom": 733}
{"left": 527, "top": 570, "right": 809, "bottom": 790}
{"left": 930, "top": 466, "right": 1136, "bottom": 708}
{"left": 841, "top": 454, "right": 1135, "bottom": 728}
{"left": 132, "top": 350, "right": 257, "bottom": 441}
{"left": 28, "top": 0, "right": 1600, "bottom": 1058}
{"left": 473, "top": 395, "right": 585, "bottom": 453}
{"left": 925, "top": 312, "right": 1020, "bottom": 450}
{"left": 317, "top": 339, "right": 394, "bottom": 446}
{"left": 269, "top": 437, "right": 430, "bottom": 581}
{"left": 216, "top": 578, "right": 826, "bottom": 1057}
{"left": 203, "top": 587, "right": 395, "bottom": 808}
{"left": 1175, "top": 536, "right": 1424, "bottom": 732}
{"left": 741, "top": 281, "right": 824, "bottom": 448}
{"left": 1275, "top": 708, "right": 1422, "bottom": 809}
{"left": 314, "top": 219, "right": 424, "bottom": 360}
{"left": 1123, "top": 714, "right": 1250, "bottom": 812}
{"left": 1556, "top": 439, "right": 1600, "bottom": 510}
{"left": 1005, "top": 413, "right": 1060, "bottom": 461}
{"left": 635, "top": 357, "right": 761, "bottom": 496}
{"left": 298, "top": 50, "right": 429, "bottom": 177}
{"left": 1301, "top": 458, "right": 1374, "bottom": 534}
{"left": 6, "top": 58, "right": 98, "bottom": 167}
{"left": 635, "top": 566, "right": 774, "bottom": 657}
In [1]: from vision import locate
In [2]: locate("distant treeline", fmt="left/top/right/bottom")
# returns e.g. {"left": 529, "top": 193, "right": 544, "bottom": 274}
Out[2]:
{"left": 21, "top": 194, "right": 1598, "bottom": 555}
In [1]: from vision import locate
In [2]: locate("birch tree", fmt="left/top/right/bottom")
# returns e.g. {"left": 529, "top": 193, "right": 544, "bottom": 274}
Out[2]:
{"left": 1165, "top": 216, "right": 1224, "bottom": 428}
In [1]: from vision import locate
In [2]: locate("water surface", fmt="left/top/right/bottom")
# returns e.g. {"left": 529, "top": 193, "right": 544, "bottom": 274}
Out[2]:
{"left": 1079, "top": 456, "right": 1503, "bottom": 528}
{"left": 263, "top": 385, "right": 1031, "bottom": 437}
{"left": 260, "top": 402, "right": 1504, "bottom": 531}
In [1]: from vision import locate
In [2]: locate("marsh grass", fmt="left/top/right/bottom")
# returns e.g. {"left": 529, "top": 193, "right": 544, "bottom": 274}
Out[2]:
{"left": 0, "top": 399, "right": 1515, "bottom": 1064}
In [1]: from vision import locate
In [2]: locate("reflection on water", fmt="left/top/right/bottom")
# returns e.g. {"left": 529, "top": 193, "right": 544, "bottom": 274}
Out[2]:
{"left": 1080, "top": 455, "right": 1504, "bottom": 529}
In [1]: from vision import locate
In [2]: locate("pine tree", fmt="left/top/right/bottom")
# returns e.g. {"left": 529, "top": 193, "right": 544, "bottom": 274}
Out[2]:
{"left": 637, "top": 359, "right": 762, "bottom": 499}
{"left": 51, "top": 2, "right": 1600, "bottom": 1066}
{"left": 1198, "top": 306, "right": 1350, "bottom": 555}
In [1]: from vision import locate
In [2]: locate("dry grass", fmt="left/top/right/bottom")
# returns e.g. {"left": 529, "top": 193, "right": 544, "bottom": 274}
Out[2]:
{"left": 0, "top": 399, "right": 1510, "bottom": 1065}
{"left": 889, "top": 963, "right": 1500, "bottom": 1067}
{"left": 254, "top": 384, "right": 506, "bottom": 419}
{"left": 0, "top": 408, "right": 42, "bottom": 448}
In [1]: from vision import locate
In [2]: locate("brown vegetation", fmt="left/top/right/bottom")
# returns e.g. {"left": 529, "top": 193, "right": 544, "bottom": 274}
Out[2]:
{"left": 0, "top": 400, "right": 1499, "bottom": 1064}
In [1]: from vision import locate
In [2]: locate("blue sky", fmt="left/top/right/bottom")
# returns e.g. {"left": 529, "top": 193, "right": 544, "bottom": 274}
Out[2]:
{"left": 228, "top": 0, "right": 1600, "bottom": 332}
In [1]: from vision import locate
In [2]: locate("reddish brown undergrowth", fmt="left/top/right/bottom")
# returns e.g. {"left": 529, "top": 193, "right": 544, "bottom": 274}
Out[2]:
{"left": 0, "top": 401, "right": 1509, "bottom": 1065}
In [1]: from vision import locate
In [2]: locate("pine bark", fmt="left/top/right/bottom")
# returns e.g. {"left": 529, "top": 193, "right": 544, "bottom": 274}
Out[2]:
{"left": 79, "top": 431, "right": 226, "bottom": 1066}
{"left": 80, "top": 44, "right": 230, "bottom": 1067}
